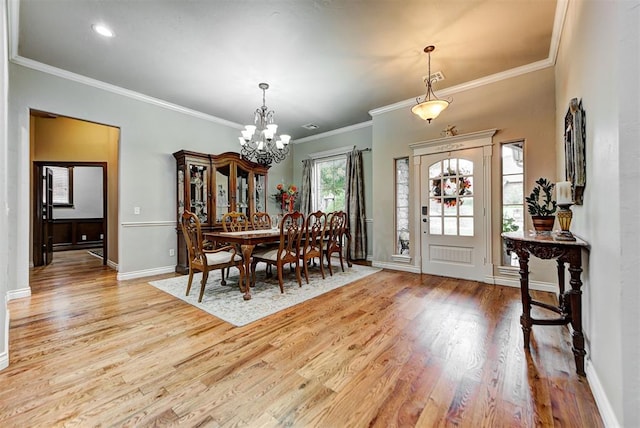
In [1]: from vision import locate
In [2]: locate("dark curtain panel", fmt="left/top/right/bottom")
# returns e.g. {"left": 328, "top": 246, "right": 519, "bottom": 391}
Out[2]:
{"left": 300, "top": 159, "right": 313, "bottom": 216}
{"left": 345, "top": 148, "right": 367, "bottom": 260}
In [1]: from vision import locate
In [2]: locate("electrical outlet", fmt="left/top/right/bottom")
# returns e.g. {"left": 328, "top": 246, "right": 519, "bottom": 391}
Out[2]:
{"left": 99, "top": 233, "right": 104, "bottom": 239}
{"left": 81, "top": 235, "right": 87, "bottom": 241}
{"left": 169, "top": 249, "right": 175, "bottom": 257}
{"left": 134, "top": 207, "right": 141, "bottom": 215}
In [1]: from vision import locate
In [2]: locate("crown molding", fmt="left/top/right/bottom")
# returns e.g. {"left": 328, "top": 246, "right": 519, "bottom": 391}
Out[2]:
{"left": 10, "top": 56, "right": 244, "bottom": 129}
{"left": 369, "top": 58, "right": 554, "bottom": 117}
{"left": 293, "top": 120, "right": 373, "bottom": 144}
{"left": 370, "top": 0, "right": 568, "bottom": 118}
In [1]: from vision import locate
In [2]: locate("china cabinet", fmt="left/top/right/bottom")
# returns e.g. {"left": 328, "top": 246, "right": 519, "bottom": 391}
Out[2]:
{"left": 173, "top": 150, "right": 269, "bottom": 273}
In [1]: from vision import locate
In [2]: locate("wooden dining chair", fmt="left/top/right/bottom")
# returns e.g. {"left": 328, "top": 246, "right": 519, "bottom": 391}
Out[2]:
{"left": 324, "top": 210, "right": 347, "bottom": 275}
{"left": 221, "top": 212, "right": 250, "bottom": 232}
{"left": 250, "top": 211, "right": 304, "bottom": 293}
{"left": 301, "top": 210, "right": 327, "bottom": 283}
{"left": 251, "top": 211, "right": 272, "bottom": 230}
{"left": 180, "top": 210, "right": 244, "bottom": 302}
{"left": 220, "top": 211, "right": 249, "bottom": 279}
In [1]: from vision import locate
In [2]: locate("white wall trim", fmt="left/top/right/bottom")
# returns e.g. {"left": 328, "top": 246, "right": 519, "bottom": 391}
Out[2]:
{"left": 372, "top": 260, "right": 422, "bottom": 274}
{"left": 586, "top": 359, "right": 621, "bottom": 428}
{"left": 116, "top": 265, "right": 175, "bottom": 281}
{"left": 390, "top": 254, "right": 412, "bottom": 263}
{"left": 121, "top": 220, "right": 176, "bottom": 228}
{"left": 294, "top": 121, "right": 373, "bottom": 144}
{"left": 0, "top": 298, "right": 8, "bottom": 371}
{"left": 409, "top": 128, "right": 498, "bottom": 155}
{"left": 7, "top": 287, "right": 31, "bottom": 300}
{"left": 10, "top": 56, "right": 243, "bottom": 130}
{"left": 489, "top": 275, "right": 557, "bottom": 293}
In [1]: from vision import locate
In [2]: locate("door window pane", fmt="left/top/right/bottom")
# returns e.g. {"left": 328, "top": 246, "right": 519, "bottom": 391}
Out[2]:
{"left": 427, "top": 157, "right": 475, "bottom": 237}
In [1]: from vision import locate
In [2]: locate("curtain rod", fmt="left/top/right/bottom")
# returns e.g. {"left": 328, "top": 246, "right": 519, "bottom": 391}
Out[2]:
{"left": 302, "top": 146, "right": 372, "bottom": 162}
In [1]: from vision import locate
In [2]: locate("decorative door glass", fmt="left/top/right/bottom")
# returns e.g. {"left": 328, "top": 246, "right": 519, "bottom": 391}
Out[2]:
{"left": 215, "top": 164, "right": 230, "bottom": 222}
{"left": 254, "top": 173, "right": 266, "bottom": 213}
{"left": 428, "top": 158, "right": 474, "bottom": 236}
{"left": 188, "top": 163, "right": 208, "bottom": 224}
{"left": 236, "top": 165, "right": 250, "bottom": 216}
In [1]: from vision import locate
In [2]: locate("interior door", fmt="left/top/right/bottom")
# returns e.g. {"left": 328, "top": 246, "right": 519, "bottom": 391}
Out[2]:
{"left": 43, "top": 168, "right": 54, "bottom": 265}
{"left": 420, "top": 148, "right": 486, "bottom": 281}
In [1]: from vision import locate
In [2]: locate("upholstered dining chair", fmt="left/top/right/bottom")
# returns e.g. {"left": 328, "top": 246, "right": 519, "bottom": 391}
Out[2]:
{"left": 324, "top": 210, "right": 347, "bottom": 276}
{"left": 250, "top": 211, "right": 305, "bottom": 293}
{"left": 180, "top": 210, "right": 244, "bottom": 302}
{"left": 301, "top": 210, "right": 328, "bottom": 283}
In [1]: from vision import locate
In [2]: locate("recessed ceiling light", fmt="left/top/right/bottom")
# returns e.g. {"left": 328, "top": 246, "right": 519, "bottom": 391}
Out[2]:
{"left": 92, "top": 24, "right": 114, "bottom": 38}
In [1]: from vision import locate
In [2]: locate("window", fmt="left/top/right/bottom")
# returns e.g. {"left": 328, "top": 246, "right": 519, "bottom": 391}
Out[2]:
{"left": 501, "top": 141, "right": 524, "bottom": 266}
{"left": 395, "top": 157, "right": 410, "bottom": 255}
{"left": 48, "top": 166, "right": 74, "bottom": 207}
{"left": 428, "top": 158, "right": 474, "bottom": 237}
{"left": 313, "top": 155, "right": 346, "bottom": 212}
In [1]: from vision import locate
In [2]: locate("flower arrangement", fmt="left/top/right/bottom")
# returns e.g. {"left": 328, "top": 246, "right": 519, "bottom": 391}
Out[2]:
{"left": 273, "top": 183, "right": 298, "bottom": 212}
{"left": 432, "top": 167, "right": 472, "bottom": 207}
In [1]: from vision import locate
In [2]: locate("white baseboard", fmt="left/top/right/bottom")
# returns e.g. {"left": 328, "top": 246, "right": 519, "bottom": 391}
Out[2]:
{"left": 116, "top": 265, "right": 175, "bottom": 281}
{"left": 0, "top": 300, "right": 8, "bottom": 371}
{"left": 7, "top": 287, "right": 31, "bottom": 301}
{"left": 586, "top": 359, "right": 621, "bottom": 428}
{"left": 107, "top": 259, "right": 118, "bottom": 271}
{"left": 371, "top": 260, "right": 421, "bottom": 274}
{"left": 489, "top": 275, "right": 557, "bottom": 293}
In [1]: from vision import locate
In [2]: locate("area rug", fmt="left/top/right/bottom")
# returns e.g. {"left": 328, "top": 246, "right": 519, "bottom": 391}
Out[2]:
{"left": 148, "top": 262, "right": 381, "bottom": 327}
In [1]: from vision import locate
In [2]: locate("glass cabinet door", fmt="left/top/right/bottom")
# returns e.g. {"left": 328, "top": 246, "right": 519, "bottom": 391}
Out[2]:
{"left": 187, "top": 162, "right": 209, "bottom": 225}
{"left": 215, "top": 163, "right": 231, "bottom": 222}
{"left": 254, "top": 173, "right": 266, "bottom": 213}
{"left": 236, "top": 165, "right": 250, "bottom": 217}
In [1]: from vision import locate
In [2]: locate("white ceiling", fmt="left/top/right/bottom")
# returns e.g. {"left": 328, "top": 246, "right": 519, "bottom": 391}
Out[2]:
{"left": 14, "top": 0, "right": 559, "bottom": 140}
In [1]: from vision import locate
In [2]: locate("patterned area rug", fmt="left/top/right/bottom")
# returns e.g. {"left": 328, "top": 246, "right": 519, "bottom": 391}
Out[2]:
{"left": 148, "top": 262, "right": 381, "bottom": 327}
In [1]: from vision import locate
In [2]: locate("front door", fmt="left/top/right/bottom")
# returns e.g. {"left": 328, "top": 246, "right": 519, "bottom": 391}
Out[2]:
{"left": 419, "top": 148, "right": 487, "bottom": 281}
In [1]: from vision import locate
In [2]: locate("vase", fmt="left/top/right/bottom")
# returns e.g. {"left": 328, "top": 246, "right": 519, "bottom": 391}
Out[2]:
{"left": 532, "top": 215, "right": 555, "bottom": 234}
{"left": 289, "top": 198, "right": 294, "bottom": 212}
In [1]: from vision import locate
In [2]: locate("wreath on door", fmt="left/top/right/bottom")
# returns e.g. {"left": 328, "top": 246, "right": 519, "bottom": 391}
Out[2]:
{"left": 431, "top": 167, "right": 471, "bottom": 208}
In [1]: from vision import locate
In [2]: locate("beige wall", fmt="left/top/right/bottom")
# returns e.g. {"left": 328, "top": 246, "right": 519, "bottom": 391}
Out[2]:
{"left": 554, "top": 1, "right": 639, "bottom": 425}
{"left": 371, "top": 67, "right": 557, "bottom": 282}
{"left": 31, "top": 115, "right": 119, "bottom": 263}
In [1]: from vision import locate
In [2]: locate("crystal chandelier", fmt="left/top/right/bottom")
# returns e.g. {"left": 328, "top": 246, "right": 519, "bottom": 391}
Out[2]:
{"left": 412, "top": 45, "right": 451, "bottom": 123}
{"left": 239, "top": 83, "right": 291, "bottom": 166}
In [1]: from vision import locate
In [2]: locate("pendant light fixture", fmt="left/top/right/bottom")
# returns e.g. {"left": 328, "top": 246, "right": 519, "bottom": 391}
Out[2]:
{"left": 412, "top": 45, "right": 451, "bottom": 123}
{"left": 239, "top": 83, "right": 291, "bottom": 166}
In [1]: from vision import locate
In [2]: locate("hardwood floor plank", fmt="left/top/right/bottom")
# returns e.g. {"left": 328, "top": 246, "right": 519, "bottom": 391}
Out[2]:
{"left": 0, "top": 250, "right": 604, "bottom": 427}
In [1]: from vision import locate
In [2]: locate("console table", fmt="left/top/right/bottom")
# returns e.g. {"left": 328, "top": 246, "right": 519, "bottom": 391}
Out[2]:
{"left": 502, "top": 232, "right": 590, "bottom": 376}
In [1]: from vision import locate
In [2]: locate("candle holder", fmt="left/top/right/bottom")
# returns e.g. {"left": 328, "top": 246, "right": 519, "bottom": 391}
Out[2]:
{"left": 555, "top": 203, "right": 576, "bottom": 241}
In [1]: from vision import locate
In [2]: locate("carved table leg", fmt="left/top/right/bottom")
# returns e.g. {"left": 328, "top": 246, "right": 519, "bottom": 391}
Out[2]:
{"left": 517, "top": 251, "right": 532, "bottom": 349}
{"left": 240, "top": 244, "right": 255, "bottom": 301}
{"left": 568, "top": 263, "right": 586, "bottom": 376}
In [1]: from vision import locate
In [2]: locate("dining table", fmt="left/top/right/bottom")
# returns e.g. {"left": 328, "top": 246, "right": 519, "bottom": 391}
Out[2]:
{"left": 205, "top": 226, "right": 353, "bottom": 301}
{"left": 204, "top": 229, "right": 281, "bottom": 300}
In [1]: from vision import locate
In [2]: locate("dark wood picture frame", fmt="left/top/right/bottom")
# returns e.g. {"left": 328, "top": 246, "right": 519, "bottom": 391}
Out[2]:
{"left": 564, "top": 98, "right": 586, "bottom": 205}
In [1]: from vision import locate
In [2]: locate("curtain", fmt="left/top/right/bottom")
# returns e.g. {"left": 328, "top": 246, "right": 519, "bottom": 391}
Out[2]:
{"left": 300, "top": 159, "right": 313, "bottom": 216}
{"left": 345, "top": 148, "right": 367, "bottom": 260}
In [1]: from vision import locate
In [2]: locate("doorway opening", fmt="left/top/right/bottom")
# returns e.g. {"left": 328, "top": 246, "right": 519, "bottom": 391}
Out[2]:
{"left": 30, "top": 110, "right": 119, "bottom": 269}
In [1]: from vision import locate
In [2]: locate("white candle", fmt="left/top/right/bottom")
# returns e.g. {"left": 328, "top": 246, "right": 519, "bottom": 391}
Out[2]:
{"left": 556, "top": 181, "right": 573, "bottom": 205}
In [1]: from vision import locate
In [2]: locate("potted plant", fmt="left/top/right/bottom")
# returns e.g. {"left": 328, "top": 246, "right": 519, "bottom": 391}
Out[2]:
{"left": 525, "top": 177, "right": 557, "bottom": 233}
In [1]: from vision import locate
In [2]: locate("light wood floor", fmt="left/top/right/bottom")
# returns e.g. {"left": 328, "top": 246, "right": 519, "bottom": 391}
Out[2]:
{"left": 2, "top": 250, "right": 603, "bottom": 427}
